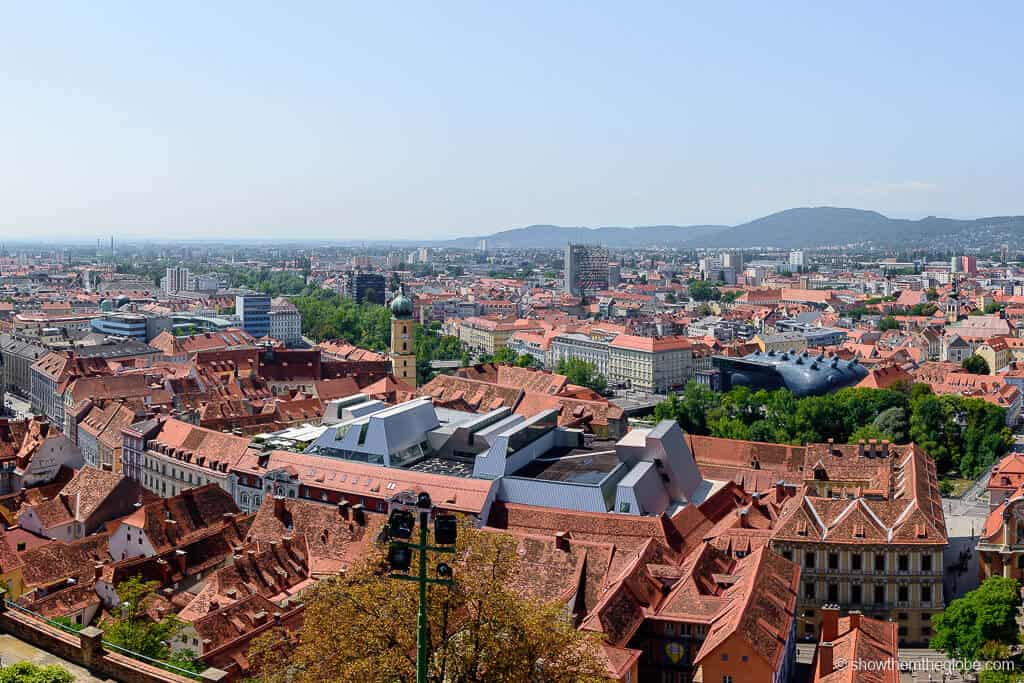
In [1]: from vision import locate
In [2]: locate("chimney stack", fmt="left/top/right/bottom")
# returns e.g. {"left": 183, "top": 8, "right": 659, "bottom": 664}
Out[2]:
{"left": 858, "top": 439, "right": 866, "bottom": 457}
{"left": 338, "top": 500, "right": 350, "bottom": 519}
{"left": 273, "top": 495, "right": 285, "bottom": 518}
{"left": 818, "top": 641, "right": 834, "bottom": 677}
{"left": 554, "top": 531, "right": 570, "bottom": 551}
{"left": 352, "top": 503, "right": 366, "bottom": 526}
{"left": 849, "top": 609, "right": 862, "bottom": 631}
{"left": 821, "top": 604, "right": 839, "bottom": 643}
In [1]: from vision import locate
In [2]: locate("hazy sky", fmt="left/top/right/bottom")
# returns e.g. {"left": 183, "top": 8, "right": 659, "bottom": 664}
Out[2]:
{"left": 2, "top": 2, "right": 1021, "bottom": 240}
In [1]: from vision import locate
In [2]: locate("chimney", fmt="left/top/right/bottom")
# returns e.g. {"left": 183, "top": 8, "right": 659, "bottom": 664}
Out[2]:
{"left": 737, "top": 508, "right": 750, "bottom": 528}
{"left": 868, "top": 438, "right": 878, "bottom": 456}
{"left": 209, "top": 599, "right": 220, "bottom": 611}
{"left": 352, "top": 503, "right": 366, "bottom": 526}
{"left": 174, "top": 548, "right": 187, "bottom": 574}
{"left": 821, "top": 604, "right": 839, "bottom": 642}
{"left": 156, "top": 558, "right": 171, "bottom": 583}
{"left": 849, "top": 609, "right": 862, "bottom": 631}
{"left": 826, "top": 437, "right": 835, "bottom": 455}
{"left": 273, "top": 495, "right": 285, "bottom": 518}
{"left": 775, "top": 479, "right": 787, "bottom": 502}
{"left": 225, "top": 589, "right": 238, "bottom": 600}
{"left": 273, "top": 611, "right": 283, "bottom": 625}
{"left": 338, "top": 500, "right": 350, "bottom": 519}
{"left": 554, "top": 531, "right": 570, "bottom": 551}
{"left": 818, "top": 641, "right": 834, "bottom": 677}
{"left": 858, "top": 439, "right": 866, "bottom": 457}
{"left": 881, "top": 439, "right": 890, "bottom": 455}
{"left": 94, "top": 563, "right": 104, "bottom": 580}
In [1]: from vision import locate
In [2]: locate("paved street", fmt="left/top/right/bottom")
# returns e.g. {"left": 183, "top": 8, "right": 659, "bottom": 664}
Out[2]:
{"left": 3, "top": 393, "right": 34, "bottom": 420}
{"left": 941, "top": 471, "right": 990, "bottom": 602}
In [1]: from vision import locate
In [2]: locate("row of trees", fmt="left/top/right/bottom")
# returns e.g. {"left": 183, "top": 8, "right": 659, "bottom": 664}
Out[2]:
{"left": 652, "top": 382, "right": 1012, "bottom": 477}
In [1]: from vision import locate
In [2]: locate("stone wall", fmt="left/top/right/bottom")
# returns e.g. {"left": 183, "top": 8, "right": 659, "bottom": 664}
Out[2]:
{"left": 0, "top": 592, "right": 226, "bottom": 683}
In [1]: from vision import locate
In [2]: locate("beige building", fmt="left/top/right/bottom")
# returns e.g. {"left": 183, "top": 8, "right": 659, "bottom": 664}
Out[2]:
{"left": 688, "top": 435, "right": 947, "bottom": 647}
{"left": 457, "top": 317, "right": 543, "bottom": 356}
{"left": 771, "top": 441, "right": 946, "bottom": 645}
{"left": 976, "top": 338, "right": 1012, "bottom": 374}
{"left": 607, "top": 334, "right": 694, "bottom": 393}
{"left": 754, "top": 331, "right": 808, "bottom": 354}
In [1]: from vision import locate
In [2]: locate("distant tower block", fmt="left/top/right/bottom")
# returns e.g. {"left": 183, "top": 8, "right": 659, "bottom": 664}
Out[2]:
{"left": 390, "top": 286, "right": 417, "bottom": 387}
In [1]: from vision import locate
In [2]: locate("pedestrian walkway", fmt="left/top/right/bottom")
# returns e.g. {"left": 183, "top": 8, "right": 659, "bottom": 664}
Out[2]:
{"left": 0, "top": 634, "right": 110, "bottom": 682}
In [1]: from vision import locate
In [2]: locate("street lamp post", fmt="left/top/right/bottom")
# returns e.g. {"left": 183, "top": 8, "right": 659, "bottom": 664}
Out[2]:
{"left": 385, "top": 492, "right": 457, "bottom": 683}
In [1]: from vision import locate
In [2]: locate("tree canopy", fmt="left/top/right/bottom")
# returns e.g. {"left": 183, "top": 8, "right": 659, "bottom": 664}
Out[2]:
{"left": 653, "top": 382, "right": 1011, "bottom": 477}
{"left": 249, "top": 525, "right": 610, "bottom": 683}
{"left": 101, "top": 577, "right": 202, "bottom": 674}
{"left": 962, "top": 354, "right": 991, "bottom": 375}
{"left": 555, "top": 358, "right": 607, "bottom": 394}
{"left": 687, "top": 279, "right": 720, "bottom": 301}
{"left": 930, "top": 576, "right": 1021, "bottom": 661}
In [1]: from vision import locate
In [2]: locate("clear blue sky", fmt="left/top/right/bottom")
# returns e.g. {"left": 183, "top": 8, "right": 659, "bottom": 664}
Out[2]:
{"left": 2, "top": 2, "right": 1021, "bottom": 240}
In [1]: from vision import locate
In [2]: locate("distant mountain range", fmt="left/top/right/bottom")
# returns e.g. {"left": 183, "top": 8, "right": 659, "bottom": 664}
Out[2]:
{"left": 439, "top": 224, "right": 729, "bottom": 249}
{"left": 407, "top": 207, "right": 1024, "bottom": 249}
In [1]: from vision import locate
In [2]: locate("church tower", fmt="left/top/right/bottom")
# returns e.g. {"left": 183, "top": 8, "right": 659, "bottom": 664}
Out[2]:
{"left": 946, "top": 276, "right": 960, "bottom": 324}
{"left": 389, "top": 285, "right": 417, "bottom": 387}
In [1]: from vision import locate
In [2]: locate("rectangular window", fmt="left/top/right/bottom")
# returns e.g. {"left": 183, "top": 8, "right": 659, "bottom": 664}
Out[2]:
{"left": 805, "top": 551, "right": 816, "bottom": 569}
{"left": 851, "top": 584, "right": 862, "bottom": 604}
{"left": 898, "top": 555, "right": 909, "bottom": 572}
{"left": 874, "top": 553, "right": 886, "bottom": 572}
{"left": 874, "top": 585, "right": 885, "bottom": 604}
{"left": 828, "top": 553, "right": 839, "bottom": 570}
{"left": 851, "top": 553, "right": 862, "bottom": 571}
{"left": 804, "top": 582, "right": 815, "bottom": 599}
{"left": 898, "top": 585, "right": 909, "bottom": 602}
{"left": 921, "top": 554, "right": 932, "bottom": 572}
{"left": 782, "top": 549, "right": 793, "bottom": 561}
{"left": 827, "top": 584, "right": 838, "bottom": 603}
{"left": 922, "top": 585, "right": 932, "bottom": 603}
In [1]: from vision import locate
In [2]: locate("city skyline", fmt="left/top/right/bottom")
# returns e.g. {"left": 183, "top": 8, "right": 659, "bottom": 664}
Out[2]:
{"left": 2, "top": 2, "right": 1023, "bottom": 239}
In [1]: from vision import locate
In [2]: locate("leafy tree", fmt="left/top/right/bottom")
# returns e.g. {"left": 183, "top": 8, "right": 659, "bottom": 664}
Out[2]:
{"left": 907, "top": 303, "right": 938, "bottom": 316}
{"left": 879, "top": 316, "right": 899, "bottom": 331}
{"left": 847, "top": 424, "right": 890, "bottom": 444}
{"left": 931, "top": 577, "right": 1021, "bottom": 661}
{"left": 687, "top": 279, "right": 720, "bottom": 301}
{"left": 872, "top": 407, "right": 909, "bottom": 443}
{"left": 249, "top": 525, "right": 610, "bottom": 683}
{"left": 963, "top": 354, "right": 991, "bottom": 375}
{"left": 0, "top": 662, "right": 74, "bottom": 683}
{"left": 101, "top": 577, "right": 201, "bottom": 673}
{"left": 985, "top": 301, "right": 1003, "bottom": 314}
{"left": 491, "top": 347, "right": 537, "bottom": 368}
{"left": 555, "top": 359, "right": 607, "bottom": 394}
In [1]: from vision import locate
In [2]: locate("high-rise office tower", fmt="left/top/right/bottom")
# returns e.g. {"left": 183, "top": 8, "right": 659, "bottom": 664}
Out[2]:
{"left": 564, "top": 243, "right": 609, "bottom": 298}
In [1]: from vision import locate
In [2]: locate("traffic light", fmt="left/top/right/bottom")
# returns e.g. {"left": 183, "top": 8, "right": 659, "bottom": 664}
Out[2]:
{"left": 388, "top": 509, "right": 415, "bottom": 540}
{"left": 388, "top": 544, "right": 412, "bottom": 571}
{"left": 434, "top": 514, "right": 457, "bottom": 546}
